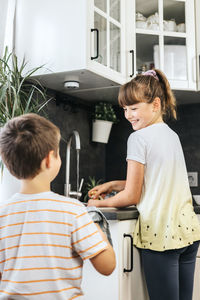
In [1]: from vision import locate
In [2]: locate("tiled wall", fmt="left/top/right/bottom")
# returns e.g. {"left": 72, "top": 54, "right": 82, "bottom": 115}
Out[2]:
{"left": 45, "top": 94, "right": 106, "bottom": 198}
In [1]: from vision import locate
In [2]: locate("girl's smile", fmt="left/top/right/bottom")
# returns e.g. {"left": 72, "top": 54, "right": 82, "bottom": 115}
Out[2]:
{"left": 123, "top": 100, "right": 163, "bottom": 131}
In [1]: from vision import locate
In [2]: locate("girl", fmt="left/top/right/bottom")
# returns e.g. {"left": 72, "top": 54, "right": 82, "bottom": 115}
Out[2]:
{"left": 88, "top": 69, "right": 200, "bottom": 300}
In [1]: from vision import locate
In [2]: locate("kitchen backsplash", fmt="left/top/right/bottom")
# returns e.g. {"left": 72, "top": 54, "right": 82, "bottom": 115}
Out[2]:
{"left": 44, "top": 92, "right": 106, "bottom": 197}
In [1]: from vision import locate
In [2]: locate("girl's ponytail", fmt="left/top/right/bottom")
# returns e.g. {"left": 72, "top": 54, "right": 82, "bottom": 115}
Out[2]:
{"left": 155, "top": 69, "right": 177, "bottom": 120}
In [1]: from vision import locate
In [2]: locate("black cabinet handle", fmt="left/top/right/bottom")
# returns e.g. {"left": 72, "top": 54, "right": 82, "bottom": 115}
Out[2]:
{"left": 91, "top": 28, "right": 99, "bottom": 60}
{"left": 123, "top": 234, "right": 133, "bottom": 272}
{"left": 199, "top": 55, "right": 200, "bottom": 81}
{"left": 130, "top": 50, "right": 134, "bottom": 77}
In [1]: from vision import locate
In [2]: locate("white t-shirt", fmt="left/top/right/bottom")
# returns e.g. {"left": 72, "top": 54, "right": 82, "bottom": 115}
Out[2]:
{"left": 127, "top": 123, "right": 200, "bottom": 251}
{"left": 0, "top": 191, "right": 107, "bottom": 299}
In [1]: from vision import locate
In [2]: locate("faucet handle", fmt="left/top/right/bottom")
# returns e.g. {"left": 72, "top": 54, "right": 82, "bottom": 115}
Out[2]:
{"left": 78, "top": 178, "right": 84, "bottom": 192}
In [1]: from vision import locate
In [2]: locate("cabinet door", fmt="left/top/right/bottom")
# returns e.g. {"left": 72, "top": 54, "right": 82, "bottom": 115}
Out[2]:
{"left": 192, "top": 215, "right": 200, "bottom": 299}
{"left": 195, "top": 0, "right": 200, "bottom": 90}
{"left": 88, "top": 0, "right": 127, "bottom": 84}
{"left": 82, "top": 220, "right": 119, "bottom": 299}
{"left": 135, "top": 0, "right": 197, "bottom": 90}
{"left": 163, "top": 0, "right": 196, "bottom": 90}
{"left": 192, "top": 258, "right": 200, "bottom": 300}
{"left": 15, "top": 0, "right": 87, "bottom": 74}
{"left": 118, "top": 220, "right": 149, "bottom": 300}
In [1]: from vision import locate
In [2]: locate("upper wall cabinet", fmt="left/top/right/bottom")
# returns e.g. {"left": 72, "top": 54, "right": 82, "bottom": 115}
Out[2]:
{"left": 133, "top": 0, "right": 198, "bottom": 91}
{"left": 14, "top": 0, "right": 200, "bottom": 98}
{"left": 195, "top": 0, "right": 200, "bottom": 91}
{"left": 15, "top": 0, "right": 134, "bottom": 96}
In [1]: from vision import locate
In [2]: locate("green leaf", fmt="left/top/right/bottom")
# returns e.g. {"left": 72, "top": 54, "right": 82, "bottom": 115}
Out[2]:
{"left": 93, "top": 102, "right": 118, "bottom": 123}
{"left": 0, "top": 46, "right": 54, "bottom": 171}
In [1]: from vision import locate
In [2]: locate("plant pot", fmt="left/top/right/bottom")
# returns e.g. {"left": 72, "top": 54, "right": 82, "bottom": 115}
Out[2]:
{"left": 0, "top": 160, "right": 20, "bottom": 202}
{"left": 92, "top": 120, "right": 113, "bottom": 144}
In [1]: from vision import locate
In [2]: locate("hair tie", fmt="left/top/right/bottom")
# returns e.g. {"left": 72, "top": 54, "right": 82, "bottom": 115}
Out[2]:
{"left": 143, "top": 70, "right": 159, "bottom": 81}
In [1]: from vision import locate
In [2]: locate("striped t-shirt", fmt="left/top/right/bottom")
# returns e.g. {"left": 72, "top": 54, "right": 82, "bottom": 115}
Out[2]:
{"left": 0, "top": 191, "right": 108, "bottom": 299}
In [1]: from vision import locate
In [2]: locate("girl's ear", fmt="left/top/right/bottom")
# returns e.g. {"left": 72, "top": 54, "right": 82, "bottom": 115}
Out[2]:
{"left": 153, "top": 97, "right": 161, "bottom": 111}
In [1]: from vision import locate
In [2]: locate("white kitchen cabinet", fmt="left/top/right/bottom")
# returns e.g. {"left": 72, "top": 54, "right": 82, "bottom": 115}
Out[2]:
{"left": 193, "top": 257, "right": 200, "bottom": 300}
{"left": 14, "top": 0, "right": 134, "bottom": 96}
{"left": 192, "top": 214, "right": 200, "bottom": 300}
{"left": 82, "top": 219, "right": 149, "bottom": 300}
{"left": 133, "top": 0, "right": 198, "bottom": 90}
{"left": 12, "top": 0, "right": 200, "bottom": 100}
{"left": 195, "top": 0, "right": 200, "bottom": 91}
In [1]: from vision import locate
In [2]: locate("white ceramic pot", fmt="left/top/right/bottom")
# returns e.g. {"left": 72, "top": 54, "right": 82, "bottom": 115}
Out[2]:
{"left": 92, "top": 120, "right": 113, "bottom": 144}
{"left": 0, "top": 161, "right": 20, "bottom": 203}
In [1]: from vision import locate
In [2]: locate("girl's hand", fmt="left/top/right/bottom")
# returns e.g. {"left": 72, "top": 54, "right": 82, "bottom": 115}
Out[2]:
{"left": 87, "top": 199, "right": 102, "bottom": 207}
{"left": 88, "top": 182, "right": 113, "bottom": 200}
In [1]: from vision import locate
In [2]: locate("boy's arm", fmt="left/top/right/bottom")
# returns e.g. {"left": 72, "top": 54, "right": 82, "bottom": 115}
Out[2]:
{"left": 90, "top": 224, "right": 116, "bottom": 276}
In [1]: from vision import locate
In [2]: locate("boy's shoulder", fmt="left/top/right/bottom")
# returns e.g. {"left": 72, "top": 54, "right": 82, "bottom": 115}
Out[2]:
{"left": 0, "top": 191, "right": 86, "bottom": 216}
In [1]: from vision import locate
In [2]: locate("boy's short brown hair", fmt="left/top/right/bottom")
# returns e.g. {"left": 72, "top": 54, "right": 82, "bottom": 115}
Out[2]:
{"left": 0, "top": 113, "right": 60, "bottom": 179}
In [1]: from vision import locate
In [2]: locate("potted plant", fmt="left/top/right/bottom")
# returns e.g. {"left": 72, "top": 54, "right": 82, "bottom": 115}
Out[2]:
{"left": 92, "top": 102, "right": 118, "bottom": 143}
{"left": 0, "top": 47, "right": 52, "bottom": 199}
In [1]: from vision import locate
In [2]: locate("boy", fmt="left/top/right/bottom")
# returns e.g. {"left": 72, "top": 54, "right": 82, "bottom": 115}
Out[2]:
{"left": 0, "top": 113, "right": 116, "bottom": 299}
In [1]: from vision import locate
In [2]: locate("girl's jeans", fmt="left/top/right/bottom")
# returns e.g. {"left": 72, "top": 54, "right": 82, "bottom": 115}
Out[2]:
{"left": 140, "top": 241, "right": 200, "bottom": 300}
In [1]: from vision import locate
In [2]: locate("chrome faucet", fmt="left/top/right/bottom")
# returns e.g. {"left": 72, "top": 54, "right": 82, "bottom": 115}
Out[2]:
{"left": 64, "top": 130, "right": 84, "bottom": 199}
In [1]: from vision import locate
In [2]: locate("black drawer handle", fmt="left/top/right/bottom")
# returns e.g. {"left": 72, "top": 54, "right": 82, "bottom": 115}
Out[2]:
{"left": 130, "top": 50, "right": 134, "bottom": 77}
{"left": 91, "top": 28, "right": 99, "bottom": 60}
{"left": 123, "top": 233, "right": 133, "bottom": 272}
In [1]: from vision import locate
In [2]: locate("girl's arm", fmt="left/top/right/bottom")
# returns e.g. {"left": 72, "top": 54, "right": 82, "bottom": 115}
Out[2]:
{"left": 88, "top": 160, "right": 144, "bottom": 208}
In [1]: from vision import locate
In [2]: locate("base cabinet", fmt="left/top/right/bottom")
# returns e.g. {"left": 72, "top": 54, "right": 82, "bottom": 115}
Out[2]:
{"left": 192, "top": 215, "right": 200, "bottom": 300}
{"left": 193, "top": 257, "right": 200, "bottom": 300}
{"left": 82, "top": 219, "right": 149, "bottom": 300}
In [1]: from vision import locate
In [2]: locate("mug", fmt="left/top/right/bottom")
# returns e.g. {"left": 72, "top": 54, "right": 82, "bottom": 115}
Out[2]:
{"left": 147, "top": 21, "right": 159, "bottom": 30}
{"left": 163, "top": 19, "right": 176, "bottom": 31}
{"left": 177, "top": 23, "right": 185, "bottom": 32}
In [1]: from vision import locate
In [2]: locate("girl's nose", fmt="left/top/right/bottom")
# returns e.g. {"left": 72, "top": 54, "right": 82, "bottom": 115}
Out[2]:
{"left": 126, "top": 109, "right": 132, "bottom": 119}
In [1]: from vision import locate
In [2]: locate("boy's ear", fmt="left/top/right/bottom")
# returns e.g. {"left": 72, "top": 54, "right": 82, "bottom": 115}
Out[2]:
{"left": 41, "top": 151, "right": 54, "bottom": 170}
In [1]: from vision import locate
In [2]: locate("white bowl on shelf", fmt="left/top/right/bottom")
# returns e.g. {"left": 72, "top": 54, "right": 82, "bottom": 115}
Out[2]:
{"left": 193, "top": 195, "right": 200, "bottom": 205}
{"left": 136, "top": 20, "right": 147, "bottom": 29}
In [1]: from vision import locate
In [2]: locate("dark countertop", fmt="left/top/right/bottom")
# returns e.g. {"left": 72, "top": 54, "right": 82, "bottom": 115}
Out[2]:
{"left": 194, "top": 205, "right": 200, "bottom": 214}
{"left": 100, "top": 205, "right": 200, "bottom": 221}
{"left": 100, "top": 206, "right": 139, "bottom": 221}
